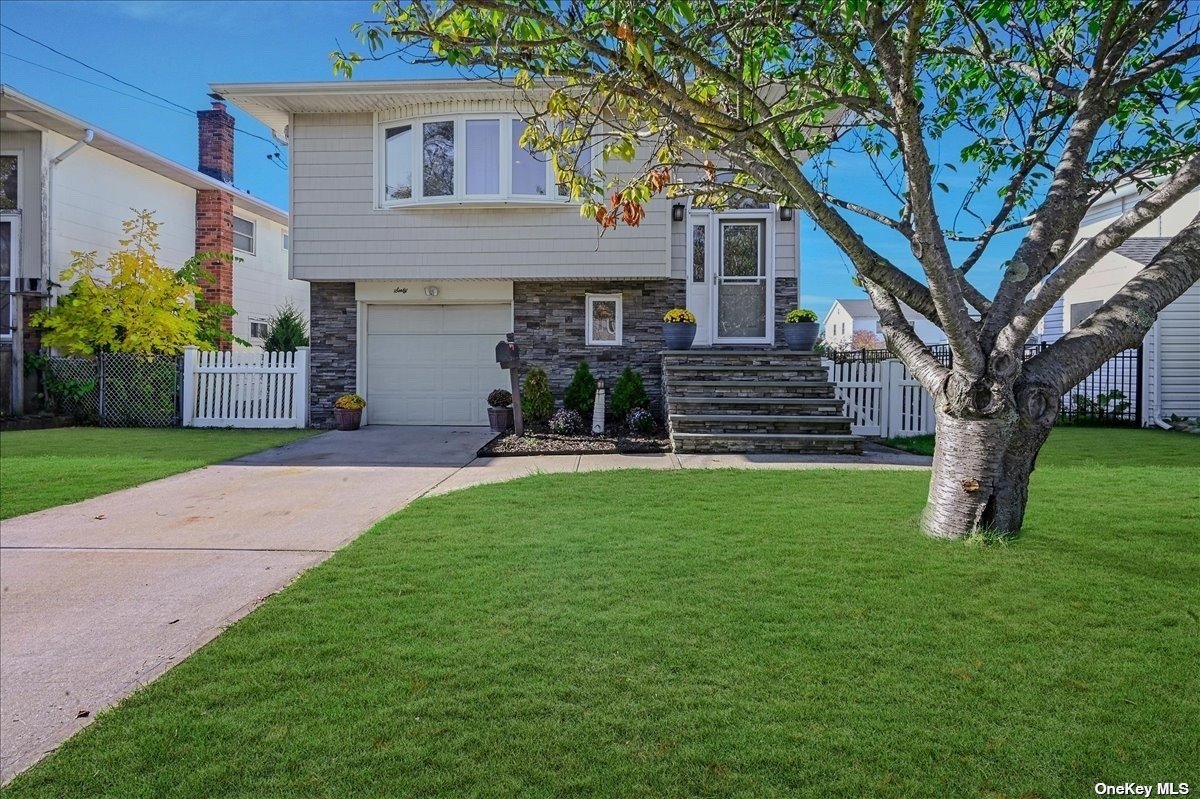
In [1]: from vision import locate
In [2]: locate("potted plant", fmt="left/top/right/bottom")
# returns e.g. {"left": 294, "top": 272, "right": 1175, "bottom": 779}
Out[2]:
{"left": 783, "top": 308, "right": 820, "bottom": 351}
{"left": 662, "top": 308, "right": 698, "bottom": 350}
{"left": 486, "top": 388, "right": 513, "bottom": 433}
{"left": 333, "top": 393, "right": 366, "bottom": 431}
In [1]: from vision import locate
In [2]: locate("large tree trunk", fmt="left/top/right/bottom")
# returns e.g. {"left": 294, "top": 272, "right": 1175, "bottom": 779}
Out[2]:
{"left": 921, "top": 392, "right": 1056, "bottom": 539}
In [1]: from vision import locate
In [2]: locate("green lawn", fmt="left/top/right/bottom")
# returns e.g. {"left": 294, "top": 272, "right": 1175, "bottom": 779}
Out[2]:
{"left": 5, "top": 429, "right": 1198, "bottom": 798}
{"left": 0, "top": 427, "right": 314, "bottom": 519}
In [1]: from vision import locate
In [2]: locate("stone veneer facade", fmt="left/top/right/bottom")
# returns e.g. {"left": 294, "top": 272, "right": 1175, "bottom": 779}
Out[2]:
{"left": 512, "top": 279, "right": 686, "bottom": 413}
{"left": 305, "top": 275, "right": 797, "bottom": 427}
{"left": 308, "top": 282, "right": 358, "bottom": 428}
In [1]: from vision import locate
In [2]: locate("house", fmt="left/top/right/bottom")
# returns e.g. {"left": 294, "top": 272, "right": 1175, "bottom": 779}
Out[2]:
{"left": 0, "top": 85, "right": 308, "bottom": 414}
{"left": 211, "top": 79, "right": 860, "bottom": 454}
{"left": 1037, "top": 181, "right": 1200, "bottom": 424}
{"left": 822, "top": 298, "right": 944, "bottom": 347}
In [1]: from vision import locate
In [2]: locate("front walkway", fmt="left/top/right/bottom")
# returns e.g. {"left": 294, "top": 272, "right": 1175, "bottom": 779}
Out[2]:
{"left": 0, "top": 428, "right": 929, "bottom": 783}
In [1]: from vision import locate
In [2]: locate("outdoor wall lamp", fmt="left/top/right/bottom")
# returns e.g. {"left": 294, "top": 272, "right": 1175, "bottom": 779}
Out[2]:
{"left": 779, "top": 206, "right": 795, "bottom": 222}
{"left": 671, "top": 203, "right": 686, "bottom": 222}
{"left": 424, "top": 286, "right": 440, "bottom": 297}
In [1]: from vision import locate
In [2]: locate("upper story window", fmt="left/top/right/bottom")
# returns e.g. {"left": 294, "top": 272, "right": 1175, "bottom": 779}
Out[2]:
{"left": 379, "top": 114, "right": 594, "bottom": 207}
{"left": 232, "top": 215, "right": 255, "bottom": 254}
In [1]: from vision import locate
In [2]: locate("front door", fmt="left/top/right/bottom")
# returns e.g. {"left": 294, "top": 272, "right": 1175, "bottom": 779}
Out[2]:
{"left": 714, "top": 216, "right": 770, "bottom": 343}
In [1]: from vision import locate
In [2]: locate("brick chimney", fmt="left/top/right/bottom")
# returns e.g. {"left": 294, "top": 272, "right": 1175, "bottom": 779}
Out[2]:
{"left": 195, "top": 102, "right": 236, "bottom": 348}
{"left": 197, "top": 101, "right": 234, "bottom": 183}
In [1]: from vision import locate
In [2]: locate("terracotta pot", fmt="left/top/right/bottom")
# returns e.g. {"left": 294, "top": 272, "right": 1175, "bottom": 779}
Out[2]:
{"left": 334, "top": 407, "right": 362, "bottom": 431}
{"left": 487, "top": 406, "right": 513, "bottom": 433}
{"left": 663, "top": 322, "right": 697, "bottom": 350}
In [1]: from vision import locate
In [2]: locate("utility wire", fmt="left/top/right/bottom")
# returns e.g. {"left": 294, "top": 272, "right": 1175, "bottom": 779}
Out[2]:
{"left": 0, "top": 22, "right": 287, "bottom": 157}
{"left": 1, "top": 51, "right": 195, "bottom": 119}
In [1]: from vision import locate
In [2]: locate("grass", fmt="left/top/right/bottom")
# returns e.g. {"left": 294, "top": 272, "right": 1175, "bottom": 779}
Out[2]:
{"left": 881, "top": 432, "right": 936, "bottom": 455}
{"left": 4, "top": 429, "right": 1198, "bottom": 798}
{"left": 0, "top": 427, "right": 313, "bottom": 519}
{"left": 881, "top": 426, "right": 1196, "bottom": 463}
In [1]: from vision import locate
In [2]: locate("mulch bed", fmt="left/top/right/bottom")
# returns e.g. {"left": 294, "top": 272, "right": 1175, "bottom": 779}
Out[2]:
{"left": 478, "top": 427, "right": 671, "bottom": 457}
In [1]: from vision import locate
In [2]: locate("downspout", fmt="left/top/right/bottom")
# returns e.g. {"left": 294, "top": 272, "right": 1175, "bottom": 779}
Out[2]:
{"left": 1151, "top": 322, "right": 1172, "bottom": 430}
{"left": 22, "top": 128, "right": 93, "bottom": 411}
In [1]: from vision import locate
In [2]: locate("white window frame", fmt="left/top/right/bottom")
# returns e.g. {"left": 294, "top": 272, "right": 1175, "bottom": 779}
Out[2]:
{"left": 0, "top": 151, "right": 19, "bottom": 213}
{"left": 248, "top": 317, "right": 270, "bottom": 341}
{"left": 232, "top": 215, "right": 255, "bottom": 254}
{"left": 281, "top": 231, "right": 289, "bottom": 251}
{"left": 0, "top": 213, "right": 19, "bottom": 340}
{"left": 376, "top": 112, "right": 596, "bottom": 209}
{"left": 585, "top": 293, "right": 623, "bottom": 346}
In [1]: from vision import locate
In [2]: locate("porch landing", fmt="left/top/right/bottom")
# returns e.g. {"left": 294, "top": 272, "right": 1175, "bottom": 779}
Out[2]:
{"left": 661, "top": 349, "right": 863, "bottom": 455}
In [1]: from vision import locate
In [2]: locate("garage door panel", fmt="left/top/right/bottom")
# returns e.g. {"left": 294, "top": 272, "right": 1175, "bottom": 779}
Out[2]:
{"left": 366, "top": 304, "right": 511, "bottom": 426}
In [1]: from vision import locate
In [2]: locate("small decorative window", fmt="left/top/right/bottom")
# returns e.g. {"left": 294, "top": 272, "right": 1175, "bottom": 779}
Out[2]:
{"left": 691, "top": 222, "right": 706, "bottom": 283}
{"left": 282, "top": 232, "right": 289, "bottom": 250}
{"left": 586, "top": 294, "right": 622, "bottom": 346}
{"left": 232, "top": 216, "right": 255, "bottom": 254}
{"left": 249, "top": 319, "right": 270, "bottom": 340}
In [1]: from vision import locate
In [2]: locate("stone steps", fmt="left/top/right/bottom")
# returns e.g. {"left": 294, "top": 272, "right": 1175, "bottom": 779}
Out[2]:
{"left": 667, "top": 396, "right": 845, "bottom": 414}
{"left": 672, "top": 432, "right": 863, "bottom": 455}
{"left": 670, "top": 414, "right": 856, "bottom": 435}
{"left": 661, "top": 350, "right": 862, "bottom": 455}
{"left": 665, "top": 379, "right": 837, "bottom": 398}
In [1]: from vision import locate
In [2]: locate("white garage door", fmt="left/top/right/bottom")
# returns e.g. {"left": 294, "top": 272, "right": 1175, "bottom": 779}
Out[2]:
{"left": 365, "top": 304, "right": 511, "bottom": 426}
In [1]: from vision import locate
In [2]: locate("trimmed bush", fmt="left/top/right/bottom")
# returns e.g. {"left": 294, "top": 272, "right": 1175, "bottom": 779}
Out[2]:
{"left": 521, "top": 367, "right": 554, "bottom": 422}
{"left": 627, "top": 407, "right": 656, "bottom": 435}
{"left": 549, "top": 408, "right": 585, "bottom": 435}
{"left": 563, "top": 361, "right": 597, "bottom": 418}
{"left": 263, "top": 302, "right": 310, "bottom": 353}
{"left": 611, "top": 366, "right": 650, "bottom": 419}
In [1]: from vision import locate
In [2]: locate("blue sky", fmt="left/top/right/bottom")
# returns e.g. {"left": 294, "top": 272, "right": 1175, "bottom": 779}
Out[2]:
{"left": 0, "top": 0, "right": 1018, "bottom": 322}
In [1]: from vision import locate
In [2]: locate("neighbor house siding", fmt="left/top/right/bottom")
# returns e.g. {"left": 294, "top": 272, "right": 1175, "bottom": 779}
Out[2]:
{"left": 1156, "top": 282, "right": 1200, "bottom": 419}
{"left": 230, "top": 211, "right": 309, "bottom": 348}
{"left": 289, "top": 112, "right": 670, "bottom": 281}
{"left": 46, "top": 130, "right": 196, "bottom": 282}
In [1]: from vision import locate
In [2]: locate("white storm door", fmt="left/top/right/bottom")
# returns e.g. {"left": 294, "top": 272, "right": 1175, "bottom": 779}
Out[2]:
{"left": 713, "top": 218, "right": 769, "bottom": 343}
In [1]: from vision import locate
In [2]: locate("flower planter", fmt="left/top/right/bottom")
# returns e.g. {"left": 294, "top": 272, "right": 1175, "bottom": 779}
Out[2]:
{"left": 783, "top": 321, "right": 819, "bottom": 351}
{"left": 334, "top": 408, "right": 362, "bottom": 431}
{"left": 663, "top": 322, "right": 698, "bottom": 350}
{"left": 487, "top": 406, "right": 513, "bottom": 433}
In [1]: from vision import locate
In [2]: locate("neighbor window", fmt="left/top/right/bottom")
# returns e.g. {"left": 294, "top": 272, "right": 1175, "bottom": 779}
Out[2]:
{"left": 1070, "top": 300, "right": 1103, "bottom": 328}
{"left": 0, "top": 154, "right": 17, "bottom": 211}
{"left": 249, "top": 319, "right": 270, "bottom": 340}
{"left": 232, "top": 216, "right": 255, "bottom": 253}
{"left": 0, "top": 217, "right": 17, "bottom": 337}
{"left": 586, "top": 294, "right": 622, "bottom": 346}
{"left": 282, "top": 232, "right": 289, "bottom": 250}
{"left": 378, "top": 114, "right": 595, "bottom": 207}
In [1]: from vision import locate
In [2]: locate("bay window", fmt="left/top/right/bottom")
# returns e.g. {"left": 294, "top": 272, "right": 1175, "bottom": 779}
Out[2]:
{"left": 378, "top": 113, "right": 594, "bottom": 206}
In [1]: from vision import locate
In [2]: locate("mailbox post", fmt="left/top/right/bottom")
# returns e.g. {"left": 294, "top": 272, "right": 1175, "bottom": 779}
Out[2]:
{"left": 495, "top": 334, "right": 523, "bottom": 436}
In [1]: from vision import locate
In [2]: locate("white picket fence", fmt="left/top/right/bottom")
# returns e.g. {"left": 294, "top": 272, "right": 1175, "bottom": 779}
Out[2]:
{"left": 181, "top": 346, "right": 309, "bottom": 428}
{"left": 824, "top": 358, "right": 937, "bottom": 438}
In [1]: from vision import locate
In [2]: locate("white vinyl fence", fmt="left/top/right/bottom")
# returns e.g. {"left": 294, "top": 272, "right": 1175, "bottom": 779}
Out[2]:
{"left": 824, "top": 358, "right": 937, "bottom": 438}
{"left": 182, "top": 346, "right": 308, "bottom": 428}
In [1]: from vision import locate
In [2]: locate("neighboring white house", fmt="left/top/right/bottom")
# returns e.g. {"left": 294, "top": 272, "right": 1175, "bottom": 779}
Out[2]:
{"left": 1036, "top": 182, "right": 1199, "bottom": 424}
{"left": 213, "top": 79, "right": 807, "bottom": 429}
{"left": 822, "top": 298, "right": 944, "bottom": 347}
{"left": 0, "top": 85, "right": 308, "bottom": 414}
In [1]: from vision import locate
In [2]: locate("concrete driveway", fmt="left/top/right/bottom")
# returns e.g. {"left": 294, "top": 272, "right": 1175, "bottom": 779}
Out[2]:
{"left": 0, "top": 425, "right": 494, "bottom": 784}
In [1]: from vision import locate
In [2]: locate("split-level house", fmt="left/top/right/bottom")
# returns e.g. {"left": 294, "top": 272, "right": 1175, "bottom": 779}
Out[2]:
{"left": 214, "top": 79, "right": 859, "bottom": 452}
{"left": 1035, "top": 181, "right": 1199, "bottom": 425}
{"left": 0, "top": 85, "right": 308, "bottom": 414}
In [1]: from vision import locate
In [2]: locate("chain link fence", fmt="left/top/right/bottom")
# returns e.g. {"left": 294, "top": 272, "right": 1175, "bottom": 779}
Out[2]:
{"left": 44, "top": 354, "right": 181, "bottom": 427}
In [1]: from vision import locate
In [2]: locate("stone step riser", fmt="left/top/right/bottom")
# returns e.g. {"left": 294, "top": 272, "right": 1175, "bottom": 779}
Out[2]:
{"left": 665, "top": 368, "right": 830, "bottom": 382}
{"left": 667, "top": 400, "right": 846, "bottom": 415}
{"left": 663, "top": 355, "right": 826, "bottom": 368}
{"left": 674, "top": 437, "right": 863, "bottom": 455}
{"left": 671, "top": 420, "right": 855, "bottom": 436}
{"left": 666, "top": 384, "right": 839, "bottom": 399}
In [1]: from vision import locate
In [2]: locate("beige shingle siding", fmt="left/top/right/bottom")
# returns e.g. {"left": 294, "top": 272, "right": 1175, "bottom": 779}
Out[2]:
{"left": 289, "top": 112, "right": 670, "bottom": 282}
